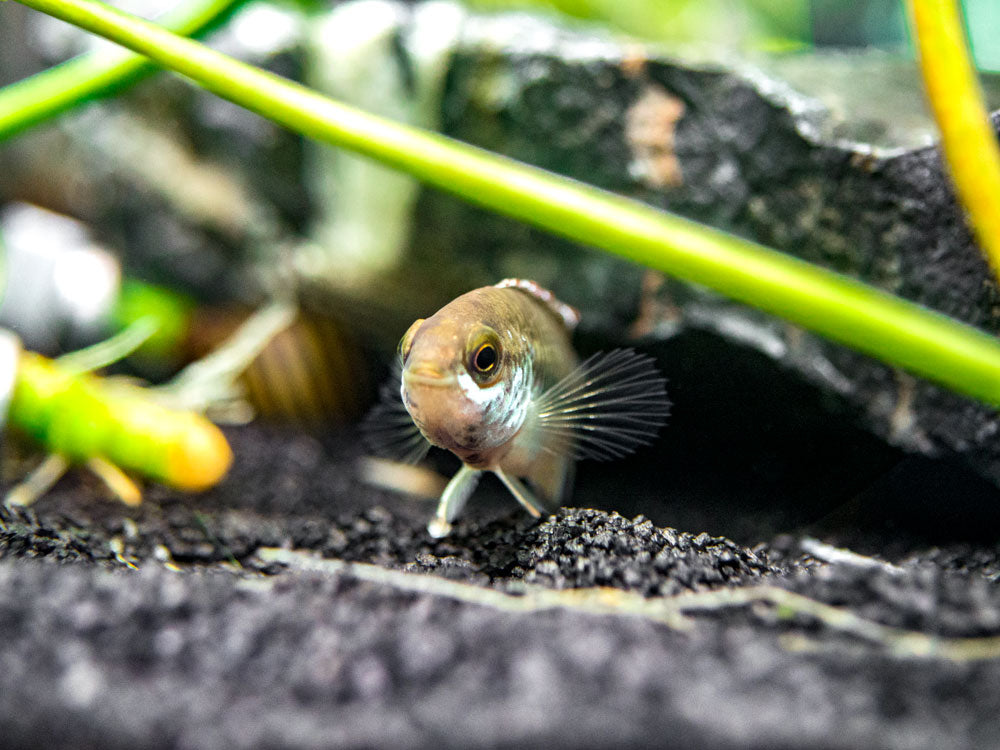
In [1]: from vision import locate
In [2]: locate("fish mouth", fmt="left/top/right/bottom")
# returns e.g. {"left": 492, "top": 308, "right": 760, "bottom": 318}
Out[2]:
{"left": 403, "top": 365, "right": 457, "bottom": 388}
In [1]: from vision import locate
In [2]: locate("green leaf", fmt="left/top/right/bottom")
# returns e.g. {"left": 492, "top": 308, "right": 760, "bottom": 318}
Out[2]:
{"left": 0, "top": 0, "right": 244, "bottom": 141}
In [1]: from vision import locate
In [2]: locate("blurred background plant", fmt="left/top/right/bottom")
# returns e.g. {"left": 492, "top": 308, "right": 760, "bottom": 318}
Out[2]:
{"left": 464, "top": 0, "right": 999, "bottom": 69}
{"left": 4, "top": 0, "right": 999, "bottom": 86}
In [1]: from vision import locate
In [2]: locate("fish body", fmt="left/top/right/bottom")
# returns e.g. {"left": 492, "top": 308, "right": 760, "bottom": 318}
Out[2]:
{"left": 371, "top": 279, "right": 669, "bottom": 537}
{"left": 402, "top": 280, "right": 577, "bottom": 472}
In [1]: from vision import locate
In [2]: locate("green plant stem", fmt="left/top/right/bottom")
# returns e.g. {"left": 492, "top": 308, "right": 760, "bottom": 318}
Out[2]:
{"left": 11, "top": 0, "right": 1000, "bottom": 406}
{"left": 0, "top": 0, "right": 242, "bottom": 140}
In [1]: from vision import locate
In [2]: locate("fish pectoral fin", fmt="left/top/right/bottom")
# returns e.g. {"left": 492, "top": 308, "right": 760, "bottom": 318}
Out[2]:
{"left": 361, "top": 361, "right": 431, "bottom": 465}
{"left": 493, "top": 468, "right": 550, "bottom": 518}
{"left": 531, "top": 348, "right": 670, "bottom": 462}
{"left": 428, "top": 464, "right": 482, "bottom": 538}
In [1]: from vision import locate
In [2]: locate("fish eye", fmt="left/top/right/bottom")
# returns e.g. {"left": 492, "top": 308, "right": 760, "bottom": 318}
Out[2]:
{"left": 473, "top": 343, "right": 497, "bottom": 373}
{"left": 398, "top": 319, "right": 424, "bottom": 364}
{"left": 467, "top": 328, "right": 503, "bottom": 385}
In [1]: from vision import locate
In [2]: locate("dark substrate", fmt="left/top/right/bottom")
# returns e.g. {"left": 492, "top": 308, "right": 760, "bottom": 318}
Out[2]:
{"left": 2, "top": 412, "right": 1000, "bottom": 749}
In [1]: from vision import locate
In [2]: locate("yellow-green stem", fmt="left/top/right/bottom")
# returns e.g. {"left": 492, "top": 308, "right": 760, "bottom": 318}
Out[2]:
{"left": 908, "top": 0, "right": 1000, "bottom": 283}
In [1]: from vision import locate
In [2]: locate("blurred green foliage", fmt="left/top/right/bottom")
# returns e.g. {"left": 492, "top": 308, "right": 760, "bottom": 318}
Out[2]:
{"left": 112, "top": 281, "right": 195, "bottom": 367}
{"left": 462, "top": 0, "right": 1000, "bottom": 71}
{"left": 966, "top": 0, "right": 1000, "bottom": 72}
{"left": 463, "top": 0, "right": 809, "bottom": 50}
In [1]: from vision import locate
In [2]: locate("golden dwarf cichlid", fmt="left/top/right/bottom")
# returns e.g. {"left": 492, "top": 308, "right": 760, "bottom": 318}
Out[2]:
{"left": 366, "top": 279, "right": 670, "bottom": 538}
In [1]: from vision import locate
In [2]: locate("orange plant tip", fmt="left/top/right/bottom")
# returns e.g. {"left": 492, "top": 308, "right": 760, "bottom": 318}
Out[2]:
{"left": 165, "top": 418, "right": 233, "bottom": 491}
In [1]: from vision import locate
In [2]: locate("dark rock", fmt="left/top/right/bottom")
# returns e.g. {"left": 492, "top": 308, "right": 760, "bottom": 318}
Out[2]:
{"left": 409, "top": 14, "right": 1000, "bottom": 493}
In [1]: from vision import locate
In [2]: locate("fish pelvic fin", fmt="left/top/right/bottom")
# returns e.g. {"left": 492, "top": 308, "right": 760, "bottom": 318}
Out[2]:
{"left": 520, "top": 449, "right": 573, "bottom": 513}
{"left": 493, "top": 468, "right": 548, "bottom": 517}
{"left": 530, "top": 348, "right": 670, "bottom": 462}
{"left": 361, "top": 361, "right": 431, "bottom": 464}
{"left": 428, "top": 464, "right": 482, "bottom": 538}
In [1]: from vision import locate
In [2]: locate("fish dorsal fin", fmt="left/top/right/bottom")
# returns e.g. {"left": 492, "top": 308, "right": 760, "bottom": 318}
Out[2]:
{"left": 530, "top": 349, "right": 670, "bottom": 461}
{"left": 494, "top": 279, "right": 581, "bottom": 331}
{"left": 361, "top": 361, "right": 431, "bottom": 464}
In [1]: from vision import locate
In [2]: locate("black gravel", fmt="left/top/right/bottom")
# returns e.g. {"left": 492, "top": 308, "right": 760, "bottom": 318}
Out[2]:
{"left": 2, "top": 423, "right": 1000, "bottom": 749}
{"left": 3, "top": 557, "right": 999, "bottom": 750}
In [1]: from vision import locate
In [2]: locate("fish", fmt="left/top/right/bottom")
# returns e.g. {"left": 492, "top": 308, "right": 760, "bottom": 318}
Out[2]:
{"left": 365, "top": 279, "right": 670, "bottom": 537}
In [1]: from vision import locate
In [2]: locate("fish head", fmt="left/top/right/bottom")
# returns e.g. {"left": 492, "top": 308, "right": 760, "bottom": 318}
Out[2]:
{"left": 398, "top": 314, "right": 532, "bottom": 463}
